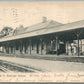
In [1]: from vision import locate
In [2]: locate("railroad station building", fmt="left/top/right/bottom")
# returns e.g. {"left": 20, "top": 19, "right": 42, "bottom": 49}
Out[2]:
{"left": 0, "top": 17, "right": 84, "bottom": 56}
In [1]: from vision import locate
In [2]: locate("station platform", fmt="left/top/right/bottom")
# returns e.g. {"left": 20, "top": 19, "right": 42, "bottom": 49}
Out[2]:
{"left": 0, "top": 54, "right": 84, "bottom": 72}
{"left": 0, "top": 53, "right": 84, "bottom": 63}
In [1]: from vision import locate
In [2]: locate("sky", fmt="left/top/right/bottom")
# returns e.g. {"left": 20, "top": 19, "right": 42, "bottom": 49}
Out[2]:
{"left": 0, "top": 1, "right": 84, "bottom": 30}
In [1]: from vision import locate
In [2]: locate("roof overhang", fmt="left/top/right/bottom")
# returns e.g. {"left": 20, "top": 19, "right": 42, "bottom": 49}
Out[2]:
{"left": 0, "top": 25, "right": 84, "bottom": 43}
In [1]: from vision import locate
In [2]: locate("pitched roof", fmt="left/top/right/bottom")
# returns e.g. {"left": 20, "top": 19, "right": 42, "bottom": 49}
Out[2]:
{"left": 25, "top": 20, "right": 62, "bottom": 33}
{"left": 48, "top": 19, "right": 84, "bottom": 33}
{"left": 0, "top": 20, "right": 84, "bottom": 42}
{"left": 3, "top": 20, "right": 62, "bottom": 36}
{"left": 13, "top": 20, "right": 62, "bottom": 35}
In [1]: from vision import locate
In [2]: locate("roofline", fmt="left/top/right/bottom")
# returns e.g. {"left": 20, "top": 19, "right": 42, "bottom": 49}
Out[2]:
{"left": 0, "top": 26, "right": 84, "bottom": 43}
{"left": 0, "top": 19, "right": 84, "bottom": 42}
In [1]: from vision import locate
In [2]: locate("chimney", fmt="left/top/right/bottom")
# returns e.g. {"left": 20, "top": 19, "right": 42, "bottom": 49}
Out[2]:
{"left": 42, "top": 17, "right": 47, "bottom": 23}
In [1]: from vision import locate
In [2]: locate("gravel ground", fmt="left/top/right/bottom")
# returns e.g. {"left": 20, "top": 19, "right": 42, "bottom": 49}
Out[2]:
{"left": 0, "top": 56, "right": 84, "bottom": 72}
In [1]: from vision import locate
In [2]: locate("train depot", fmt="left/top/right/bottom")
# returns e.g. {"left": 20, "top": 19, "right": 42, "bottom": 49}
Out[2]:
{"left": 0, "top": 17, "right": 84, "bottom": 56}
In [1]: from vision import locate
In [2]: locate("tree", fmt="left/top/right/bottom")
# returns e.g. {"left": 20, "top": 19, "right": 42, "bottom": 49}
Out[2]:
{"left": 1, "top": 27, "right": 13, "bottom": 37}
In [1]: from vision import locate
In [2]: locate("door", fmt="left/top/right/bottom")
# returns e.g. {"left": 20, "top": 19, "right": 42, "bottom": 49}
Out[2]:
{"left": 59, "top": 44, "right": 66, "bottom": 54}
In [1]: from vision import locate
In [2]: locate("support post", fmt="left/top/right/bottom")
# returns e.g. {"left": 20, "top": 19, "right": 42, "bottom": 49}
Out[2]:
{"left": 77, "top": 34, "right": 80, "bottom": 56}
{"left": 80, "top": 40, "right": 82, "bottom": 55}
{"left": 13, "top": 46, "right": 15, "bottom": 54}
{"left": 29, "top": 40, "right": 31, "bottom": 55}
{"left": 2, "top": 46, "right": 4, "bottom": 53}
{"left": 40, "top": 39, "right": 42, "bottom": 55}
{"left": 4, "top": 45, "right": 6, "bottom": 53}
{"left": 26, "top": 41, "right": 28, "bottom": 54}
{"left": 66, "top": 41, "right": 69, "bottom": 55}
{"left": 8, "top": 46, "right": 9, "bottom": 54}
{"left": 24, "top": 42, "right": 27, "bottom": 54}
{"left": 13, "top": 42, "right": 15, "bottom": 54}
{"left": 20, "top": 40, "right": 23, "bottom": 54}
{"left": 56, "top": 36, "right": 58, "bottom": 55}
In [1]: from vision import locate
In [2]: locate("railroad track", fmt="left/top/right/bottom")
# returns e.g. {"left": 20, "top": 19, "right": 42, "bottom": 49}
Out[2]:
{"left": 0, "top": 66, "right": 12, "bottom": 72}
{"left": 0, "top": 60, "right": 42, "bottom": 72}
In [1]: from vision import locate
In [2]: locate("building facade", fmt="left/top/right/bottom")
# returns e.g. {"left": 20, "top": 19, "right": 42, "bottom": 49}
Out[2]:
{"left": 0, "top": 18, "right": 84, "bottom": 56}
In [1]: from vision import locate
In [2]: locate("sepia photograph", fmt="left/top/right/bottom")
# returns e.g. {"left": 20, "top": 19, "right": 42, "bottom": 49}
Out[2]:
{"left": 0, "top": 1, "right": 84, "bottom": 82}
